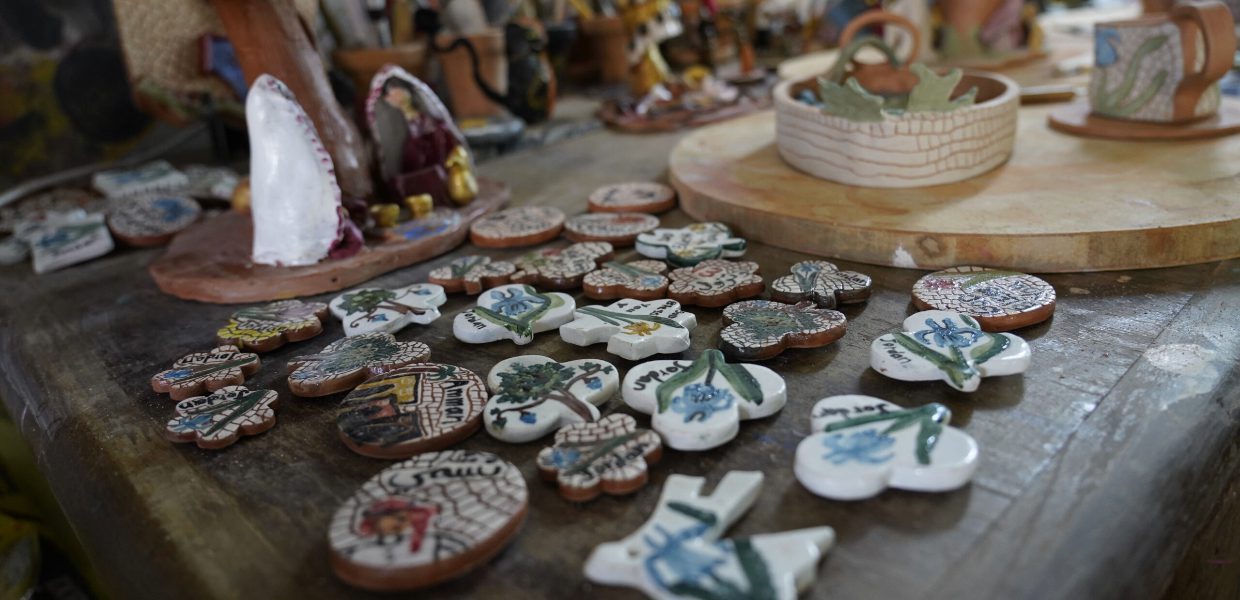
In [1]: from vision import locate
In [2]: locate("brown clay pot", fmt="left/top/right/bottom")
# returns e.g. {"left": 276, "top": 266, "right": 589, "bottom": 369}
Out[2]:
{"left": 581, "top": 17, "right": 628, "bottom": 84}
{"left": 435, "top": 28, "right": 507, "bottom": 118}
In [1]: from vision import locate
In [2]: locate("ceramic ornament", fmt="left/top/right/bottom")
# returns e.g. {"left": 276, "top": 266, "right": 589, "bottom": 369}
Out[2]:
{"left": 560, "top": 299, "right": 697, "bottom": 360}
{"left": 427, "top": 255, "right": 516, "bottom": 294}
{"left": 622, "top": 350, "right": 786, "bottom": 451}
{"left": 286, "top": 332, "right": 431, "bottom": 397}
{"left": 770, "top": 260, "right": 872, "bottom": 308}
{"left": 0, "top": 188, "right": 104, "bottom": 235}
{"left": 510, "top": 241, "right": 614, "bottom": 290}
{"left": 0, "top": 236, "right": 27, "bottom": 266}
{"left": 330, "top": 284, "right": 447, "bottom": 337}
{"left": 668, "top": 260, "right": 764, "bottom": 308}
{"left": 484, "top": 356, "right": 619, "bottom": 443}
{"left": 91, "top": 160, "right": 189, "bottom": 198}
{"left": 911, "top": 266, "right": 1056, "bottom": 331}
{"left": 336, "top": 363, "right": 488, "bottom": 459}
{"left": 216, "top": 299, "right": 330, "bottom": 353}
{"left": 536, "top": 414, "right": 663, "bottom": 502}
{"left": 635, "top": 222, "right": 746, "bottom": 267}
{"left": 871, "top": 310, "right": 1031, "bottom": 392}
{"left": 329, "top": 450, "right": 528, "bottom": 591}
{"left": 588, "top": 182, "right": 677, "bottom": 214}
{"left": 468, "top": 206, "right": 565, "bottom": 248}
{"left": 564, "top": 212, "right": 660, "bottom": 246}
{"left": 795, "top": 395, "right": 978, "bottom": 500}
{"left": 453, "top": 284, "right": 576, "bottom": 345}
{"left": 584, "top": 471, "right": 834, "bottom": 599}
{"left": 720, "top": 300, "right": 847, "bottom": 360}
{"left": 246, "top": 74, "right": 353, "bottom": 267}
{"left": 150, "top": 345, "right": 261, "bottom": 401}
{"left": 583, "top": 260, "right": 670, "bottom": 301}
{"left": 28, "top": 213, "right": 115, "bottom": 274}
{"left": 164, "top": 385, "right": 279, "bottom": 450}
{"left": 181, "top": 165, "right": 241, "bottom": 200}
{"left": 106, "top": 194, "right": 201, "bottom": 247}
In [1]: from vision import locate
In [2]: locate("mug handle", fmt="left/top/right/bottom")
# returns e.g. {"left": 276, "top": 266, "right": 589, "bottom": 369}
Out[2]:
{"left": 1171, "top": 1, "right": 1236, "bottom": 121}
{"left": 838, "top": 9, "right": 921, "bottom": 66}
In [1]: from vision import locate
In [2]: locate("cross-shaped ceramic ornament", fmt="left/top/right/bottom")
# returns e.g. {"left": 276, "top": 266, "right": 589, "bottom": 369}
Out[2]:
{"left": 622, "top": 350, "right": 786, "bottom": 451}
{"left": 560, "top": 298, "right": 697, "bottom": 360}
{"left": 870, "top": 310, "right": 1031, "bottom": 392}
{"left": 795, "top": 395, "right": 979, "bottom": 500}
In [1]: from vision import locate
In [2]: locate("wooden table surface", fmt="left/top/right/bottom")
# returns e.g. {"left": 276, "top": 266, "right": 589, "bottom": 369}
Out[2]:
{"left": 1, "top": 121, "right": 1238, "bottom": 600}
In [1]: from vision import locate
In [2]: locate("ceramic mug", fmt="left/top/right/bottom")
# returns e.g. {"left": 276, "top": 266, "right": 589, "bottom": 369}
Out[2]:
{"left": 1089, "top": 1, "right": 1236, "bottom": 123}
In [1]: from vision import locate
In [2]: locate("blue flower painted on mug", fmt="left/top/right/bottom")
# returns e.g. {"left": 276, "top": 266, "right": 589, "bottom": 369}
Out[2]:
{"left": 822, "top": 430, "right": 896, "bottom": 465}
{"left": 489, "top": 287, "right": 540, "bottom": 316}
{"left": 670, "top": 383, "right": 735, "bottom": 423}
{"left": 914, "top": 317, "right": 983, "bottom": 349}
{"left": 1095, "top": 28, "right": 1120, "bottom": 67}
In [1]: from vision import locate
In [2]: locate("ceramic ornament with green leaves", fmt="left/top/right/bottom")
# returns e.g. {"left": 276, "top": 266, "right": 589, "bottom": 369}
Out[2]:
{"left": 453, "top": 284, "right": 576, "bottom": 345}
{"left": 484, "top": 356, "right": 619, "bottom": 443}
{"left": 795, "top": 395, "right": 979, "bottom": 500}
{"left": 870, "top": 310, "right": 1031, "bottom": 392}
{"left": 559, "top": 298, "right": 698, "bottom": 360}
{"left": 621, "top": 350, "right": 786, "bottom": 451}
{"left": 329, "top": 283, "right": 447, "bottom": 337}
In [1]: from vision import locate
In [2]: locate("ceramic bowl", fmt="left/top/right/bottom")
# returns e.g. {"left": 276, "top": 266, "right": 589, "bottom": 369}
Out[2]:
{"left": 773, "top": 71, "right": 1019, "bottom": 188}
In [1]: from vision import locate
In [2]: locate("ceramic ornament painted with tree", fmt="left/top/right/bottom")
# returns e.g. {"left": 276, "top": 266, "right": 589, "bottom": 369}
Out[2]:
{"left": 484, "top": 356, "right": 619, "bottom": 443}
{"left": 560, "top": 299, "right": 697, "bottom": 361}
{"left": 151, "top": 345, "right": 261, "bottom": 401}
{"left": 336, "top": 363, "right": 488, "bottom": 459}
{"left": 635, "top": 222, "right": 747, "bottom": 267}
{"left": 216, "top": 299, "right": 329, "bottom": 353}
{"left": 622, "top": 350, "right": 786, "bottom": 451}
{"left": 870, "top": 310, "right": 1031, "bottom": 392}
{"left": 584, "top": 470, "right": 834, "bottom": 600}
{"left": 536, "top": 413, "right": 663, "bottom": 502}
{"left": 164, "top": 385, "right": 279, "bottom": 450}
{"left": 286, "top": 332, "right": 431, "bottom": 397}
{"left": 795, "top": 395, "right": 979, "bottom": 500}
{"left": 770, "top": 260, "right": 872, "bottom": 308}
{"left": 427, "top": 255, "right": 516, "bottom": 294}
{"left": 911, "top": 266, "right": 1056, "bottom": 331}
{"left": 329, "top": 450, "right": 528, "bottom": 591}
{"left": 453, "top": 284, "right": 576, "bottom": 345}
{"left": 330, "top": 284, "right": 447, "bottom": 336}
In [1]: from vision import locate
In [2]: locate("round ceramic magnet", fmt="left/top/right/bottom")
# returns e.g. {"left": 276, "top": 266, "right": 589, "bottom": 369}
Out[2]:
{"left": 911, "top": 266, "right": 1056, "bottom": 331}
{"left": 336, "top": 363, "right": 488, "bottom": 459}
{"left": 587, "top": 182, "right": 676, "bottom": 214}
{"left": 106, "top": 194, "right": 201, "bottom": 246}
{"left": 564, "top": 212, "right": 660, "bottom": 245}
{"left": 469, "top": 206, "right": 565, "bottom": 248}
{"left": 328, "top": 450, "right": 528, "bottom": 591}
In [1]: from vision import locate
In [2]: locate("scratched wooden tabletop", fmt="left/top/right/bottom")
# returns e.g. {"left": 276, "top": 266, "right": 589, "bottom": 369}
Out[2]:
{"left": 0, "top": 122, "right": 1237, "bottom": 600}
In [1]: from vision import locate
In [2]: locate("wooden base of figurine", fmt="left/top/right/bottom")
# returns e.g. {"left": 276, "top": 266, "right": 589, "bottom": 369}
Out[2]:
{"left": 1047, "top": 100, "right": 1240, "bottom": 141}
{"left": 596, "top": 75, "right": 777, "bottom": 134}
{"left": 669, "top": 107, "right": 1240, "bottom": 272}
{"left": 149, "top": 178, "right": 509, "bottom": 303}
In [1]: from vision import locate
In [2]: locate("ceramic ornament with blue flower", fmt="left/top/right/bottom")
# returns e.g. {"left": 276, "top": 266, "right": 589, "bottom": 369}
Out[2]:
{"left": 151, "top": 344, "right": 261, "bottom": 401}
{"left": 330, "top": 283, "right": 447, "bottom": 337}
{"left": 484, "top": 356, "right": 620, "bottom": 443}
{"left": 29, "top": 212, "right": 115, "bottom": 274}
{"left": 583, "top": 260, "right": 670, "bottom": 301}
{"left": 536, "top": 413, "right": 663, "bottom": 502}
{"left": 621, "top": 350, "right": 786, "bottom": 451}
{"left": 453, "top": 284, "right": 576, "bottom": 345}
{"left": 559, "top": 298, "right": 697, "bottom": 361}
{"left": 794, "top": 395, "right": 979, "bottom": 501}
{"left": 870, "top": 310, "right": 1031, "bottom": 392}
{"left": 164, "top": 385, "right": 279, "bottom": 450}
{"left": 584, "top": 470, "right": 834, "bottom": 600}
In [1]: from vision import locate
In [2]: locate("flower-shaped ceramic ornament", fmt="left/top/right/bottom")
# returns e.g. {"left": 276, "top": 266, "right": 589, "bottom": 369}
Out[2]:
{"left": 165, "top": 385, "right": 279, "bottom": 450}
{"left": 870, "top": 310, "right": 1031, "bottom": 392}
{"left": 330, "top": 284, "right": 446, "bottom": 336}
{"left": 536, "top": 414, "right": 663, "bottom": 502}
{"left": 584, "top": 471, "right": 834, "bottom": 600}
{"left": 770, "top": 260, "right": 872, "bottom": 308}
{"left": 453, "top": 284, "right": 576, "bottom": 345}
{"left": 719, "top": 300, "right": 846, "bottom": 360}
{"left": 622, "top": 350, "right": 786, "bottom": 451}
{"left": 510, "top": 241, "right": 613, "bottom": 290}
{"left": 484, "top": 356, "right": 619, "bottom": 443}
{"left": 583, "top": 260, "right": 670, "bottom": 300}
{"left": 216, "top": 299, "right": 329, "bottom": 353}
{"left": 635, "top": 222, "right": 747, "bottom": 267}
{"left": 668, "top": 260, "right": 764, "bottom": 307}
{"left": 151, "top": 345, "right": 261, "bottom": 401}
{"left": 427, "top": 255, "right": 516, "bottom": 294}
{"left": 560, "top": 299, "right": 697, "bottom": 360}
{"left": 794, "top": 395, "right": 979, "bottom": 500}
{"left": 287, "top": 332, "right": 431, "bottom": 397}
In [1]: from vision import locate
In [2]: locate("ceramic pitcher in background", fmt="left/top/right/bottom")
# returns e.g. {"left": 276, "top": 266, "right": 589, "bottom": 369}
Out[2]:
{"left": 1089, "top": 1, "right": 1236, "bottom": 123}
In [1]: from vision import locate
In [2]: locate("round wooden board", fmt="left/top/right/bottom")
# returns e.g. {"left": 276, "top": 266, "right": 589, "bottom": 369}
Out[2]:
{"left": 670, "top": 107, "right": 1240, "bottom": 272}
{"left": 149, "top": 178, "right": 509, "bottom": 303}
